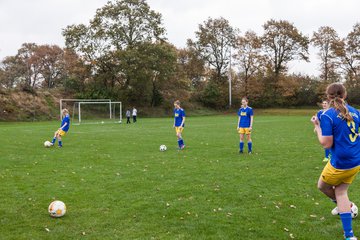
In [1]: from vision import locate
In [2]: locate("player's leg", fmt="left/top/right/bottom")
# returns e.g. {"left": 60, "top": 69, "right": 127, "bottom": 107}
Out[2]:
{"left": 51, "top": 130, "right": 59, "bottom": 145}
{"left": 318, "top": 178, "right": 336, "bottom": 201}
{"left": 318, "top": 178, "right": 342, "bottom": 216}
{"left": 177, "top": 129, "right": 185, "bottom": 149}
{"left": 58, "top": 135, "right": 63, "bottom": 147}
{"left": 239, "top": 133, "right": 244, "bottom": 153}
{"left": 335, "top": 183, "right": 356, "bottom": 239}
{"left": 247, "top": 132, "right": 252, "bottom": 153}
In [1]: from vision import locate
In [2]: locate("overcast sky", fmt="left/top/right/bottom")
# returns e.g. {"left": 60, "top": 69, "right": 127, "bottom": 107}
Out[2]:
{"left": 1, "top": 0, "right": 359, "bottom": 75}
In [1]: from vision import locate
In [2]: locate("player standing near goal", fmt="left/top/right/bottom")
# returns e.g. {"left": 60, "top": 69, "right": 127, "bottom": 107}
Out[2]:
{"left": 316, "top": 100, "right": 330, "bottom": 162}
{"left": 126, "top": 109, "right": 131, "bottom": 124}
{"left": 237, "top": 97, "right": 253, "bottom": 154}
{"left": 51, "top": 109, "right": 70, "bottom": 148}
{"left": 311, "top": 83, "right": 360, "bottom": 240}
{"left": 173, "top": 100, "right": 185, "bottom": 150}
{"left": 132, "top": 107, "right": 137, "bottom": 123}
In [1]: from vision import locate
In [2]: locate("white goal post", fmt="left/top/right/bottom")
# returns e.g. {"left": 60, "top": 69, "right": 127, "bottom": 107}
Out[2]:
{"left": 60, "top": 99, "right": 111, "bottom": 120}
{"left": 60, "top": 99, "right": 122, "bottom": 124}
{"left": 77, "top": 101, "right": 122, "bottom": 124}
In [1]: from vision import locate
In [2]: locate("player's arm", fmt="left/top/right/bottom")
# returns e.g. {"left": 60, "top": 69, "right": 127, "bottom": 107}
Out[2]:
{"left": 237, "top": 116, "right": 241, "bottom": 130}
{"left": 249, "top": 115, "right": 254, "bottom": 130}
{"left": 311, "top": 116, "right": 333, "bottom": 149}
{"left": 59, "top": 122, "right": 68, "bottom": 130}
{"left": 180, "top": 117, "right": 185, "bottom": 128}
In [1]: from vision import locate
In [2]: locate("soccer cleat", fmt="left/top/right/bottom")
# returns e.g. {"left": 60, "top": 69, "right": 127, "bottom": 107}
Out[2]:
{"left": 180, "top": 145, "right": 185, "bottom": 150}
{"left": 331, "top": 206, "right": 338, "bottom": 215}
{"left": 239, "top": 150, "right": 243, "bottom": 154}
{"left": 345, "top": 236, "right": 357, "bottom": 240}
{"left": 248, "top": 151, "right": 252, "bottom": 154}
{"left": 323, "top": 157, "right": 329, "bottom": 162}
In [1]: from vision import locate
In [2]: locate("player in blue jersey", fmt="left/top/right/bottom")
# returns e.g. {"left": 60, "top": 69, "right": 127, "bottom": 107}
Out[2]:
{"left": 316, "top": 100, "right": 330, "bottom": 162}
{"left": 173, "top": 100, "right": 185, "bottom": 150}
{"left": 51, "top": 109, "right": 70, "bottom": 148}
{"left": 311, "top": 83, "right": 360, "bottom": 240}
{"left": 237, "top": 97, "right": 253, "bottom": 154}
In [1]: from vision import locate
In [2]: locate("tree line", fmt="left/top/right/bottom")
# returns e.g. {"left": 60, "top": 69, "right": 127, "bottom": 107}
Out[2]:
{"left": 1, "top": 0, "right": 360, "bottom": 109}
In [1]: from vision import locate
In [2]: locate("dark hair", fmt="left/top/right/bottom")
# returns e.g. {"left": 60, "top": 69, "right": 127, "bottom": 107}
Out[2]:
{"left": 326, "top": 83, "right": 352, "bottom": 121}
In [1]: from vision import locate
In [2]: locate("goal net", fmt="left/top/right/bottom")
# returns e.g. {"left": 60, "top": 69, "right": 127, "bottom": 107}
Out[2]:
{"left": 60, "top": 99, "right": 122, "bottom": 125}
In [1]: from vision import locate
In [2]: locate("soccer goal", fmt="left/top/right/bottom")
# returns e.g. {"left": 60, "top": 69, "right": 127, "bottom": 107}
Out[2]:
{"left": 60, "top": 99, "right": 122, "bottom": 125}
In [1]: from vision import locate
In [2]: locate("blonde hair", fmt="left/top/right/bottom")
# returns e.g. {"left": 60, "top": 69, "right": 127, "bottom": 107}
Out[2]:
{"left": 62, "top": 109, "right": 69, "bottom": 115}
{"left": 326, "top": 83, "right": 352, "bottom": 121}
{"left": 174, "top": 100, "right": 180, "bottom": 106}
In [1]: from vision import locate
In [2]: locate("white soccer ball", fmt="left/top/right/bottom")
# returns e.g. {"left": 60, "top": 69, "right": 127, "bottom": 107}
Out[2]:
{"left": 352, "top": 204, "right": 358, "bottom": 218}
{"left": 48, "top": 200, "right": 66, "bottom": 218}
{"left": 160, "top": 145, "right": 167, "bottom": 152}
{"left": 44, "top": 141, "right": 52, "bottom": 147}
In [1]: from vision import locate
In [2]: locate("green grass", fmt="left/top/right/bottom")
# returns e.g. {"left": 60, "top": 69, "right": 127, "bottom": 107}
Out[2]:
{"left": 0, "top": 114, "right": 358, "bottom": 239}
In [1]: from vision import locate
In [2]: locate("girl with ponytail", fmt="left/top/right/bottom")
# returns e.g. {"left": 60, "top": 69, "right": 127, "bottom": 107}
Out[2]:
{"left": 311, "top": 83, "right": 360, "bottom": 240}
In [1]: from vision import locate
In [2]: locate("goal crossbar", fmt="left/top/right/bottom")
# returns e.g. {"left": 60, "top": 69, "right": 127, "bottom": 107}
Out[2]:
{"left": 77, "top": 101, "right": 122, "bottom": 123}
{"left": 60, "top": 99, "right": 111, "bottom": 120}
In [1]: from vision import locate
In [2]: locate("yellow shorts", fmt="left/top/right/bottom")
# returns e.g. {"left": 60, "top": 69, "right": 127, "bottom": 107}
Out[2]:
{"left": 57, "top": 130, "right": 66, "bottom": 137}
{"left": 238, "top": 127, "right": 251, "bottom": 135}
{"left": 175, "top": 127, "right": 184, "bottom": 134}
{"left": 320, "top": 161, "right": 360, "bottom": 185}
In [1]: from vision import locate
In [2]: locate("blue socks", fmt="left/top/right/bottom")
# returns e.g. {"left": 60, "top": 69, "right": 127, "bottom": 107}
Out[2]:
{"left": 178, "top": 139, "right": 184, "bottom": 148}
{"left": 239, "top": 142, "right": 252, "bottom": 152}
{"left": 52, "top": 137, "right": 56, "bottom": 144}
{"left": 340, "top": 212, "right": 354, "bottom": 237}
{"left": 59, "top": 140, "right": 62, "bottom": 147}
{"left": 240, "top": 142, "right": 244, "bottom": 151}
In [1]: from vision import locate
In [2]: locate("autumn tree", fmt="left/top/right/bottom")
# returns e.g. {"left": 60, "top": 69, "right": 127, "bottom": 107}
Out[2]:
{"left": 177, "top": 48, "right": 205, "bottom": 88}
{"left": 0, "top": 55, "right": 26, "bottom": 89}
{"left": 63, "top": 0, "right": 168, "bottom": 99}
{"left": 234, "top": 31, "right": 266, "bottom": 96}
{"left": 334, "top": 23, "right": 360, "bottom": 86}
{"left": 35, "top": 45, "right": 65, "bottom": 88}
{"left": 187, "top": 17, "right": 237, "bottom": 82}
{"left": 262, "top": 19, "right": 309, "bottom": 76}
{"left": 311, "top": 26, "right": 340, "bottom": 82}
{"left": 16, "top": 43, "right": 44, "bottom": 90}
{"left": 115, "top": 42, "right": 179, "bottom": 106}
{"left": 61, "top": 48, "right": 90, "bottom": 93}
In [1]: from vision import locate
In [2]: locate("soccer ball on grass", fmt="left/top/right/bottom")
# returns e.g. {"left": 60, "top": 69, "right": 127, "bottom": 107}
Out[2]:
{"left": 352, "top": 204, "right": 358, "bottom": 218}
{"left": 159, "top": 145, "right": 167, "bottom": 152}
{"left": 48, "top": 200, "right": 66, "bottom": 218}
{"left": 44, "top": 141, "right": 52, "bottom": 147}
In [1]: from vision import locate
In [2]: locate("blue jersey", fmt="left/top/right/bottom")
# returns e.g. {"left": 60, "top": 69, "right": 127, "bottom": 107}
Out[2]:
{"left": 174, "top": 108, "right": 185, "bottom": 127}
{"left": 321, "top": 105, "right": 360, "bottom": 169}
{"left": 61, "top": 114, "right": 70, "bottom": 132}
{"left": 238, "top": 107, "right": 253, "bottom": 128}
{"left": 317, "top": 109, "right": 325, "bottom": 122}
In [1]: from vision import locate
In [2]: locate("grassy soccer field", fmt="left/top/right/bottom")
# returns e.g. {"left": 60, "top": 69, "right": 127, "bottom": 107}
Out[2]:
{"left": 0, "top": 114, "right": 358, "bottom": 239}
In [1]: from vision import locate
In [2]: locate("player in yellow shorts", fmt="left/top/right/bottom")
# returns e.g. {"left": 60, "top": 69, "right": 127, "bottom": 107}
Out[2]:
{"left": 173, "top": 100, "right": 185, "bottom": 150}
{"left": 238, "top": 127, "right": 251, "bottom": 135}
{"left": 311, "top": 83, "right": 360, "bottom": 240}
{"left": 237, "top": 98, "right": 253, "bottom": 154}
{"left": 50, "top": 109, "right": 70, "bottom": 148}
